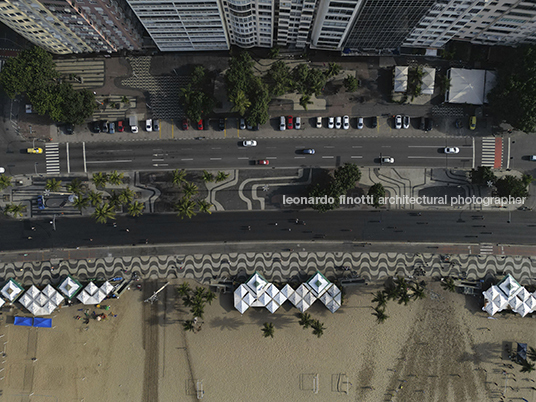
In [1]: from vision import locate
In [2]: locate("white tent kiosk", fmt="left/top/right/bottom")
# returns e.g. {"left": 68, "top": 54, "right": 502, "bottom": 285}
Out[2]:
{"left": 446, "top": 68, "right": 496, "bottom": 105}
{"left": 421, "top": 67, "right": 436, "bottom": 95}
{"left": 482, "top": 274, "right": 535, "bottom": 317}
{"left": 393, "top": 66, "right": 408, "bottom": 93}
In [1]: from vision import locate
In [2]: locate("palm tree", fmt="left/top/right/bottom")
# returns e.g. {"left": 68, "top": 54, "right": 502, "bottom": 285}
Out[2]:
{"left": 73, "top": 196, "right": 89, "bottom": 211}
{"left": 411, "top": 283, "right": 426, "bottom": 300}
{"left": 108, "top": 170, "right": 124, "bottom": 185}
{"left": 215, "top": 171, "right": 229, "bottom": 182}
{"left": 262, "top": 322, "right": 275, "bottom": 338}
{"left": 121, "top": 95, "right": 130, "bottom": 105}
{"left": 182, "top": 320, "right": 196, "bottom": 332}
{"left": 92, "top": 203, "right": 115, "bottom": 224}
{"left": 398, "top": 291, "right": 411, "bottom": 306}
{"left": 88, "top": 191, "right": 103, "bottom": 207}
{"left": 92, "top": 172, "right": 108, "bottom": 188}
{"left": 182, "top": 182, "right": 198, "bottom": 198}
{"left": 311, "top": 319, "right": 325, "bottom": 338}
{"left": 299, "top": 95, "right": 313, "bottom": 111}
{"left": 372, "top": 306, "right": 389, "bottom": 324}
{"left": 171, "top": 169, "right": 187, "bottom": 186}
{"left": 528, "top": 347, "right": 536, "bottom": 361}
{"left": 175, "top": 198, "right": 197, "bottom": 219}
{"left": 4, "top": 203, "right": 24, "bottom": 217}
{"left": 119, "top": 188, "right": 135, "bottom": 205}
{"left": 395, "top": 276, "right": 408, "bottom": 291}
{"left": 204, "top": 290, "right": 217, "bottom": 305}
{"left": 202, "top": 170, "right": 214, "bottom": 183}
{"left": 441, "top": 277, "right": 456, "bottom": 292}
{"left": 128, "top": 201, "right": 144, "bottom": 217}
{"left": 182, "top": 294, "right": 194, "bottom": 308}
{"left": 0, "top": 174, "right": 12, "bottom": 190}
{"left": 298, "top": 312, "right": 312, "bottom": 329}
{"left": 66, "top": 178, "right": 83, "bottom": 195}
{"left": 197, "top": 200, "right": 213, "bottom": 214}
{"left": 177, "top": 283, "right": 191, "bottom": 297}
{"left": 190, "top": 304, "right": 205, "bottom": 320}
{"left": 372, "top": 291, "right": 388, "bottom": 308}
{"left": 108, "top": 191, "right": 121, "bottom": 208}
{"left": 384, "top": 285, "right": 399, "bottom": 301}
{"left": 45, "top": 178, "right": 62, "bottom": 192}
{"left": 325, "top": 62, "right": 341, "bottom": 78}
{"left": 521, "top": 360, "right": 535, "bottom": 373}
{"left": 230, "top": 90, "right": 251, "bottom": 116}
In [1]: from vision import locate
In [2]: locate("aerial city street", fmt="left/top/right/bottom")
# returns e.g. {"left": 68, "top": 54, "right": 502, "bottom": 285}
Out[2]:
{"left": 0, "top": 1, "right": 536, "bottom": 401}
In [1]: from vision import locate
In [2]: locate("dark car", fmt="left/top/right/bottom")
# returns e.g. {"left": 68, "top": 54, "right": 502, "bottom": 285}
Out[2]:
{"left": 425, "top": 118, "right": 433, "bottom": 131}
{"left": 420, "top": 117, "right": 426, "bottom": 130}
{"left": 218, "top": 118, "right": 225, "bottom": 131}
{"left": 182, "top": 119, "right": 189, "bottom": 130}
{"left": 302, "top": 149, "right": 315, "bottom": 154}
{"left": 371, "top": 116, "right": 378, "bottom": 128}
{"left": 101, "top": 121, "right": 108, "bottom": 133}
{"left": 117, "top": 120, "right": 125, "bottom": 132}
{"left": 93, "top": 122, "right": 101, "bottom": 133}
{"left": 153, "top": 119, "right": 159, "bottom": 131}
{"left": 203, "top": 119, "right": 209, "bottom": 130}
{"left": 65, "top": 123, "right": 74, "bottom": 135}
{"left": 37, "top": 195, "right": 45, "bottom": 210}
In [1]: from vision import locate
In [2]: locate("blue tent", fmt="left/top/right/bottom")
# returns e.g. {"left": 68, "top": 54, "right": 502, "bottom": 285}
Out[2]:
{"left": 33, "top": 318, "right": 52, "bottom": 328}
{"left": 14, "top": 316, "right": 32, "bottom": 326}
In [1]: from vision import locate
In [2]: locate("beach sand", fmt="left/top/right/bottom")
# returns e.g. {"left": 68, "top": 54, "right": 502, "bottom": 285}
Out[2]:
{"left": 1, "top": 278, "right": 534, "bottom": 401}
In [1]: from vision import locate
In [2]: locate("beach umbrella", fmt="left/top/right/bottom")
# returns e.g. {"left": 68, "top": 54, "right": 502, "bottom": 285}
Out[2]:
{"left": 265, "top": 300, "right": 279, "bottom": 313}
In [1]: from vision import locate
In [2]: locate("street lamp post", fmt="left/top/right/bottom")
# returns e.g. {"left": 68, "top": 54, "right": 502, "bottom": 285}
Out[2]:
{"left": 34, "top": 162, "right": 38, "bottom": 175}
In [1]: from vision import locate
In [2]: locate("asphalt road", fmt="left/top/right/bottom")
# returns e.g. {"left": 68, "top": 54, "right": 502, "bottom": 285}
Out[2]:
{"left": 2, "top": 209, "right": 534, "bottom": 252}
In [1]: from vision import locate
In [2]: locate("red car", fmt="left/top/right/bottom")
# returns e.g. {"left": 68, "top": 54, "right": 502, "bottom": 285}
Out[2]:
{"left": 258, "top": 159, "right": 269, "bottom": 165}
{"left": 182, "top": 119, "right": 189, "bottom": 130}
{"left": 117, "top": 120, "right": 124, "bottom": 132}
{"left": 197, "top": 119, "right": 203, "bottom": 130}
{"left": 286, "top": 115, "right": 293, "bottom": 129}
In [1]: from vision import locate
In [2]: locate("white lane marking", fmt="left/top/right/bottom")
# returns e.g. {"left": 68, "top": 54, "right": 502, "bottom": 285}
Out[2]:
{"left": 351, "top": 156, "right": 363, "bottom": 159}
{"left": 406, "top": 145, "right": 469, "bottom": 148}
{"left": 181, "top": 158, "right": 193, "bottom": 161}
{"left": 351, "top": 146, "right": 362, "bottom": 148}
{"left": 506, "top": 137, "right": 511, "bottom": 169}
{"left": 152, "top": 159, "right": 164, "bottom": 161}
{"left": 381, "top": 146, "right": 392, "bottom": 148}
{"left": 237, "top": 157, "right": 249, "bottom": 160}
{"left": 83, "top": 142, "right": 87, "bottom": 173}
{"left": 472, "top": 137, "right": 475, "bottom": 169}
{"left": 322, "top": 156, "right": 334, "bottom": 159}
{"left": 324, "top": 146, "right": 334, "bottom": 148}
{"left": 294, "top": 156, "right": 306, "bottom": 159}
{"left": 153, "top": 164, "right": 169, "bottom": 167}
{"left": 266, "top": 157, "right": 277, "bottom": 159}
{"left": 85, "top": 160, "right": 132, "bottom": 164}
{"left": 407, "top": 156, "right": 468, "bottom": 159}
{"left": 210, "top": 158, "right": 222, "bottom": 160}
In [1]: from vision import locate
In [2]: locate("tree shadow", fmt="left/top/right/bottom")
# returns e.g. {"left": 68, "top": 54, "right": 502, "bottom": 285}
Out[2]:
{"left": 209, "top": 315, "right": 243, "bottom": 331}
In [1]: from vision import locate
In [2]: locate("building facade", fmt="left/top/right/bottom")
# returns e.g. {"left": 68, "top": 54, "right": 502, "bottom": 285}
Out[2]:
{"left": 221, "top": 0, "right": 273, "bottom": 48}
{"left": 127, "top": 0, "right": 229, "bottom": 52}
{"left": 276, "top": 0, "right": 318, "bottom": 48}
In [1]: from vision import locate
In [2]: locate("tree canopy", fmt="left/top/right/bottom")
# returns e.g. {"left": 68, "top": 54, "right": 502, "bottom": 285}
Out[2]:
{"left": 180, "top": 65, "right": 215, "bottom": 123}
{"left": 368, "top": 183, "right": 386, "bottom": 208}
{"left": 494, "top": 174, "right": 532, "bottom": 198}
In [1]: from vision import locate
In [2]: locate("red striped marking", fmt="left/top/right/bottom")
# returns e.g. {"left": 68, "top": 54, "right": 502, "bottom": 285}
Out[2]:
{"left": 494, "top": 138, "right": 502, "bottom": 168}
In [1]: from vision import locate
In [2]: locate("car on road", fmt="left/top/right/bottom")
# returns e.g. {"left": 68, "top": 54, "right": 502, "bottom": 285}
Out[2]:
{"left": 182, "top": 119, "right": 189, "bottom": 130}
{"left": 302, "top": 149, "right": 315, "bottom": 154}
{"left": 335, "top": 116, "right": 342, "bottom": 129}
{"left": 425, "top": 118, "right": 433, "bottom": 131}
{"left": 444, "top": 147, "right": 460, "bottom": 154}
{"left": 92, "top": 122, "right": 101, "bottom": 133}
{"left": 239, "top": 118, "right": 246, "bottom": 130}
{"left": 27, "top": 147, "right": 43, "bottom": 154}
{"left": 37, "top": 195, "right": 45, "bottom": 210}
{"left": 0, "top": 167, "right": 4, "bottom": 173}
{"left": 381, "top": 157, "right": 394, "bottom": 164}
{"left": 197, "top": 119, "right": 203, "bottom": 130}
{"left": 219, "top": 118, "right": 225, "bottom": 131}
{"left": 357, "top": 117, "right": 364, "bottom": 130}
{"left": 242, "top": 140, "right": 257, "bottom": 147}
{"left": 257, "top": 159, "right": 269, "bottom": 165}
{"left": 280, "top": 116, "right": 286, "bottom": 131}
{"left": 117, "top": 120, "right": 125, "bottom": 132}
{"left": 371, "top": 116, "right": 378, "bottom": 128}
{"left": 328, "top": 117, "right": 335, "bottom": 129}
{"left": 316, "top": 117, "right": 322, "bottom": 128}
{"left": 295, "top": 116, "right": 301, "bottom": 130}
{"left": 343, "top": 115, "right": 350, "bottom": 130}
{"left": 530, "top": 155, "right": 536, "bottom": 161}
{"left": 403, "top": 115, "right": 410, "bottom": 129}
{"left": 153, "top": 120, "right": 159, "bottom": 131}
{"left": 420, "top": 117, "right": 426, "bottom": 130}
{"left": 469, "top": 116, "right": 477, "bottom": 130}
{"left": 101, "top": 121, "right": 108, "bottom": 133}
{"left": 395, "top": 115, "right": 402, "bottom": 129}
{"left": 146, "top": 119, "right": 152, "bottom": 132}
{"left": 286, "top": 116, "right": 293, "bottom": 129}
{"left": 65, "top": 123, "right": 74, "bottom": 135}
{"left": 109, "top": 122, "right": 115, "bottom": 134}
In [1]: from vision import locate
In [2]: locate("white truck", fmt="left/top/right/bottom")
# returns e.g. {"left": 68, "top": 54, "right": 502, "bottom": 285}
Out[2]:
{"left": 129, "top": 115, "right": 138, "bottom": 133}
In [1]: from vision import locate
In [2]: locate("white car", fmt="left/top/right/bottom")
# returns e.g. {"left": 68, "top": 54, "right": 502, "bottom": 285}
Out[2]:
{"left": 316, "top": 117, "right": 322, "bottom": 128}
{"left": 146, "top": 119, "right": 152, "bottom": 132}
{"left": 279, "top": 116, "right": 286, "bottom": 131}
{"left": 395, "top": 115, "right": 402, "bottom": 129}
{"left": 357, "top": 117, "right": 364, "bottom": 130}
{"left": 403, "top": 115, "right": 410, "bottom": 129}
{"left": 295, "top": 116, "right": 301, "bottom": 130}
{"left": 0, "top": 167, "right": 5, "bottom": 174}
{"left": 343, "top": 115, "right": 350, "bottom": 130}
{"left": 444, "top": 147, "right": 460, "bottom": 154}
{"left": 243, "top": 140, "right": 257, "bottom": 147}
{"left": 328, "top": 117, "right": 335, "bottom": 129}
{"left": 335, "top": 116, "right": 342, "bottom": 129}
{"left": 381, "top": 157, "right": 394, "bottom": 164}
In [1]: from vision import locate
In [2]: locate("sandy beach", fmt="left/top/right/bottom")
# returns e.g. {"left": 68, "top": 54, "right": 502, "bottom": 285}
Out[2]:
{"left": 1, "top": 273, "right": 535, "bottom": 402}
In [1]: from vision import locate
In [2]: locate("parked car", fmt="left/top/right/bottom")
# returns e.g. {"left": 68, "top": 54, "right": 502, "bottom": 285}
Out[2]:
{"left": 280, "top": 116, "right": 286, "bottom": 131}
{"left": 131, "top": 125, "right": 138, "bottom": 134}
{"left": 239, "top": 118, "right": 246, "bottom": 130}
{"left": 343, "top": 115, "right": 350, "bottom": 130}
{"left": 444, "top": 147, "right": 460, "bottom": 154}
{"left": 101, "top": 121, "right": 109, "bottom": 133}
{"left": 371, "top": 116, "right": 378, "bottom": 128}
{"left": 27, "top": 147, "right": 43, "bottom": 154}
{"left": 37, "top": 195, "right": 45, "bottom": 210}
{"left": 197, "top": 119, "right": 203, "bottom": 130}
{"left": 257, "top": 159, "right": 269, "bottom": 165}
{"left": 335, "top": 116, "right": 342, "bottom": 129}
{"left": 295, "top": 116, "right": 301, "bottom": 130}
{"left": 109, "top": 122, "right": 115, "bottom": 134}
{"left": 93, "top": 122, "right": 101, "bottom": 133}
{"left": 286, "top": 115, "right": 293, "bottom": 129}
{"left": 469, "top": 116, "right": 477, "bottom": 130}
{"left": 146, "top": 119, "right": 152, "bottom": 132}
{"left": 247, "top": 120, "right": 253, "bottom": 130}
{"left": 242, "top": 140, "right": 257, "bottom": 147}
{"left": 328, "top": 117, "right": 335, "bottom": 129}
{"left": 0, "top": 167, "right": 4, "bottom": 173}
{"left": 203, "top": 119, "right": 209, "bottom": 130}
{"left": 302, "top": 149, "right": 315, "bottom": 154}
{"left": 425, "top": 118, "right": 433, "bottom": 131}
{"left": 403, "top": 115, "right": 410, "bottom": 129}
{"left": 395, "top": 115, "right": 402, "bottom": 129}
{"left": 65, "top": 124, "right": 74, "bottom": 135}
{"left": 117, "top": 120, "right": 125, "bottom": 132}
{"left": 316, "top": 117, "right": 322, "bottom": 128}
{"left": 219, "top": 118, "right": 225, "bottom": 131}
{"left": 357, "top": 117, "right": 364, "bottom": 130}
{"left": 182, "top": 119, "right": 189, "bottom": 130}
{"left": 381, "top": 157, "right": 394, "bottom": 164}
{"left": 420, "top": 117, "right": 426, "bottom": 130}
{"left": 153, "top": 120, "right": 159, "bottom": 131}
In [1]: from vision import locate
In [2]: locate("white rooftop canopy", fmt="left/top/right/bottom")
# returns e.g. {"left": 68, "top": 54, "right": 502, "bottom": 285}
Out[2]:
{"left": 19, "top": 285, "right": 64, "bottom": 316}
{"left": 446, "top": 68, "right": 496, "bottom": 105}
{"left": 394, "top": 66, "right": 408, "bottom": 93}
{"left": 1, "top": 279, "right": 24, "bottom": 302}
{"left": 76, "top": 281, "right": 113, "bottom": 305}
{"left": 421, "top": 67, "right": 436, "bottom": 95}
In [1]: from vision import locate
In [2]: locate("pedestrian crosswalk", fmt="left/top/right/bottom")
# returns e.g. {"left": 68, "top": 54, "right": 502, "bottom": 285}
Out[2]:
{"left": 481, "top": 138, "right": 496, "bottom": 167}
{"left": 480, "top": 244, "right": 494, "bottom": 255}
{"left": 45, "top": 143, "right": 60, "bottom": 175}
